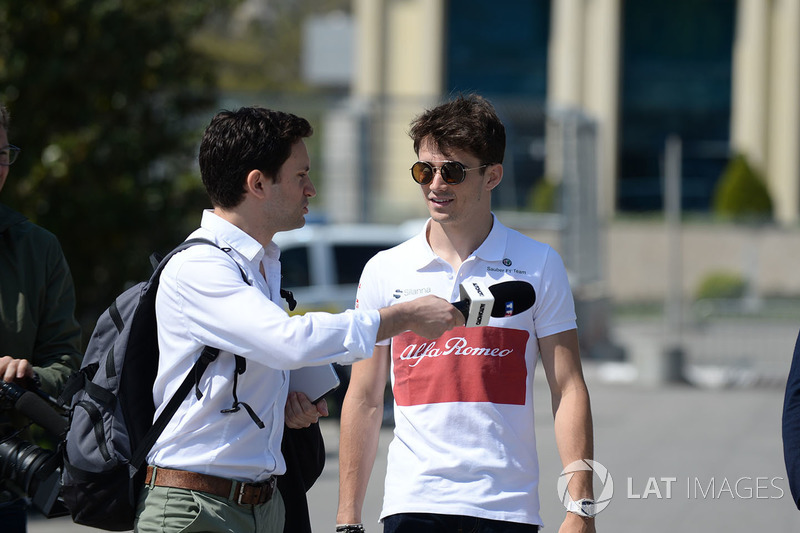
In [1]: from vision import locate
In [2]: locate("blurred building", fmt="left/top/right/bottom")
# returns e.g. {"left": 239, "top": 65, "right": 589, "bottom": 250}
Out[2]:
{"left": 339, "top": 0, "right": 800, "bottom": 225}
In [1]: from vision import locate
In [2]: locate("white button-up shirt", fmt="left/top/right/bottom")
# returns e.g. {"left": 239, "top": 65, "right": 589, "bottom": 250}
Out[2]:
{"left": 147, "top": 210, "right": 380, "bottom": 482}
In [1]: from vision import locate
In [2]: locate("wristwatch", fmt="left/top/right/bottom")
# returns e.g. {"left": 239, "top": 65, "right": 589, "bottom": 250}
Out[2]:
{"left": 335, "top": 525, "right": 365, "bottom": 533}
{"left": 566, "top": 498, "right": 597, "bottom": 518}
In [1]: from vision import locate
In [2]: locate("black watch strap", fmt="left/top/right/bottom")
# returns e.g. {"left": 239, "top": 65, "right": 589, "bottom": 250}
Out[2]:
{"left": 336, "top": 525, "right": 365, "bottom": 533}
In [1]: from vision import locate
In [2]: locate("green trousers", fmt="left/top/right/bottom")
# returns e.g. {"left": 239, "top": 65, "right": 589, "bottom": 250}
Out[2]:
{"left": 135, "top": 483, "right": 285, "bottom": 533}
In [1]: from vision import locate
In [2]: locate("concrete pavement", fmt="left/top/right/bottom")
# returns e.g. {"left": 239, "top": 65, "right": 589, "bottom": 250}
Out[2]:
{"left": 303, "top": 366, "right": 800, "bottom": 532}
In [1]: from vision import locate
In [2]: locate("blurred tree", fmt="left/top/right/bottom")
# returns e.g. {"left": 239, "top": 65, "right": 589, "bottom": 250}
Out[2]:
{"left": 695, "top": 270, "right": 748, "bottom": 300}
{"left": 527, "top": 176, "right": 559, "bottom": 213}
{"left": 0, "top": 0, "right": 240, "bottom": 329}
{"left": 712, "top": 153, "right": 773, "bottom": 223}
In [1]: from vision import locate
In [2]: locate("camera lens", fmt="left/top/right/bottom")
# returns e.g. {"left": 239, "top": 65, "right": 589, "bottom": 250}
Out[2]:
{"left": 0, "top": 437, "right": 56, "bottom": 497}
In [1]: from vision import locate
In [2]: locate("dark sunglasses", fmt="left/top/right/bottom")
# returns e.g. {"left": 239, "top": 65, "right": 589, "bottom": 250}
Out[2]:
{"left": 410, "top": 160, "right": 492, "bottom": 185}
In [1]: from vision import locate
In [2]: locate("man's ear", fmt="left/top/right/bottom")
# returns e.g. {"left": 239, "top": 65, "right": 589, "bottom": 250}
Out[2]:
{"left": 485, "top": 163, "right": 503, "bottom": 191}
{"left": 246, "top": 169, "right": 270, "bottom": 199}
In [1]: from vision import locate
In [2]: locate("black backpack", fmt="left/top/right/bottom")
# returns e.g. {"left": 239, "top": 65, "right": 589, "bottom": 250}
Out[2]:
{"left": 59, "top": 238, "right": 269, "bottom": 530}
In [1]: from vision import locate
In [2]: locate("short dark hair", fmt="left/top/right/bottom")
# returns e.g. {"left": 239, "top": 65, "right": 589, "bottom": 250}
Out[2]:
{"left": 198, "top": 106, "right": 313, "bottom": 208}
{"left": 409, "top": 94, "right": 505, "bottom": 165}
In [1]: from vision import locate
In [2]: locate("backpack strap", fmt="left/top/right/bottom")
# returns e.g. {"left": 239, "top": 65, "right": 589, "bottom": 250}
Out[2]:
{"left": 59, "top": 362, "right": 99, "bottom": 407}
{"left": 130, "top": 345, "right": 221, "bottom": 471}
{"left": 280, "top": 289, "right": 297, "bottom": 311}
{"left": 220, "top": 354, "right": 266, "bottom": 429}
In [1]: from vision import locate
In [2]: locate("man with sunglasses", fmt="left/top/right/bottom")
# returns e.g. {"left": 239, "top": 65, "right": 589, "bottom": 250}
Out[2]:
{"left": 337, "top": 94, "right": 595, "bottom": 533}
{"left": 0, "top": 104, "right": 82, "bottom": 532}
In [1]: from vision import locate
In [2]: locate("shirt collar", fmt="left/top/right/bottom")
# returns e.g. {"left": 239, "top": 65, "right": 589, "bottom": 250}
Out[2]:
{"left": 473, "top": 214, "right": 508, "bottom": 262}
{"left": 408, "top": 213, "right": 508, "bottom": 271}
{"left": 199, "top": 209, "right": 277, "bottom": 263}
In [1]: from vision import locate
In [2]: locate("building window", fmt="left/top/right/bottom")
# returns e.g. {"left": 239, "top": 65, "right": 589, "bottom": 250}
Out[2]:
{"left": 619, "top": 0, "right": 736, "bottom": 212}
{"left": 445, "top": 0, "right": 550, "bottom": 211}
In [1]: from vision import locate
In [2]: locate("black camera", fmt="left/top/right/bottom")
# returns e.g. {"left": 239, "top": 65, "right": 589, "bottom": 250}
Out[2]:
{"left": 0, "top": 380, "right": 68, "bottom": 518}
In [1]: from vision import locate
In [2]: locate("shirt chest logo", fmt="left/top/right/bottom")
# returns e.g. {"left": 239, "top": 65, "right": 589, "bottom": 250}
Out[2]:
{"left": 391, "top": 327, "right": 530, "bottom": 406}
{"left": 392, "top": 286, "right": 432, "bottom": 299}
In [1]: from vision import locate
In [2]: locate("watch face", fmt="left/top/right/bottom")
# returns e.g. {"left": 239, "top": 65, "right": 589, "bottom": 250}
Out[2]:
{"left": 579, "top": 499, "right": 596, "bottom": 516}
{"left": 567, "top": 497, "right": 597, "bottom": 517}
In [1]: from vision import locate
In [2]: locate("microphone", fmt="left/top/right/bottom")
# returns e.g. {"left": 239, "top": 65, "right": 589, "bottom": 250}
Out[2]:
{"left": 453, "top": 280, "right": 536, "bottom": 327}
{"left": 0, "top": 381, "right": 68, "bottom": 439}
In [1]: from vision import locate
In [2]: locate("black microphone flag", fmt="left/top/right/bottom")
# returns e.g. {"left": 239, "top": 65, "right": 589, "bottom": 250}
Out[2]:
{"left": 453, "top": 280, "right": 536, "bottom": 326}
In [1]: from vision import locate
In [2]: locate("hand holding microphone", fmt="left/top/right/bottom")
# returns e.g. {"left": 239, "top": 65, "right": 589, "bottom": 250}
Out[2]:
{"left": 377, "top": 280, "right": 535, "bottom": 340}
{"left": 452, "top": 280, "right": 536, "bottom": 327}
{"left": 378, "top": 294, "right": 466, "bottom": 341}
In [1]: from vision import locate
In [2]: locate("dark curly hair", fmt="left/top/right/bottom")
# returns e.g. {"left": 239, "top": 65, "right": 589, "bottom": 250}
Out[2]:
{"left": 199, "top": 107, "right": 313, "bottom": 208}
{"left": 409, "top": 93, "right": 505, "bottom": 166}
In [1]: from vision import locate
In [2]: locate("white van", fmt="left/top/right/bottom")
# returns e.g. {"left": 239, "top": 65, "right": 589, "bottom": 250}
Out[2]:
{"left": 272, "top": 222, "right": 423, "bottom": 313}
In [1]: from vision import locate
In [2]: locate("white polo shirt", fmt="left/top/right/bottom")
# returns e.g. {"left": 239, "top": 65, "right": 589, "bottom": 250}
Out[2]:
{"left": 356, "top": 215, "right": 577, "bottom": 527}
{"left": 148, "top": 210, "right": 380, "bottom": 482}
